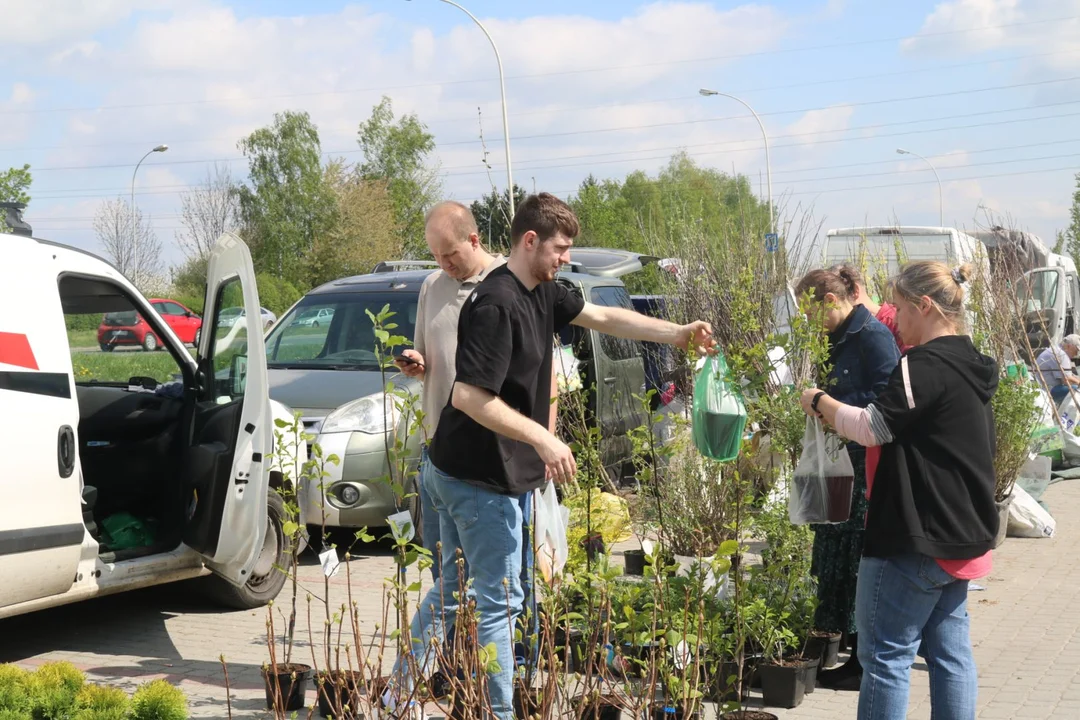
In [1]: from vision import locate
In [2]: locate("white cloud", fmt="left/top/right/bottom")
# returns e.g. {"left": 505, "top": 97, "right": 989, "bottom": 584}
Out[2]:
{"left": 0, "top": 0, "right": 179, "bottom": 46}
{"left": 786, "top": 105, "right": 855, "bottom": 145}
{"left": 902, "top": 0, "right": 1080, "bottom": 74}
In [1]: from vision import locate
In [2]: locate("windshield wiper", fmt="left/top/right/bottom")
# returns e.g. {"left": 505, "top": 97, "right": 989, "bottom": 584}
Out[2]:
{"left": 268, "top": 362, "right": 373, "bottom": 371}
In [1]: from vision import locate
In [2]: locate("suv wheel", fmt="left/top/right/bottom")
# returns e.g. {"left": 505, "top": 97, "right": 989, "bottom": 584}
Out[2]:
{"left": 142, "top": 333, "right": 158, "bottom": 352}
{"left": 205, "top": 489, "right": 289, "bottom": 609}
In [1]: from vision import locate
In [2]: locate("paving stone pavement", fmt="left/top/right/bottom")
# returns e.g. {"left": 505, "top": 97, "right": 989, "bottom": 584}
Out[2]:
{"left": 3, "top": 481, "right": 1079, "bottom": 719}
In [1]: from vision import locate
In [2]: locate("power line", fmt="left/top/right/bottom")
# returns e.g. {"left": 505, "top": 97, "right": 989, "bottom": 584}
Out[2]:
{"left": 24, "top": 75, "right": 1080, "bottom": 174}
{"left": 30, "top": 134, "right": 1080, "bottom": 200}
{"left": 4, "top": 13, "right": 1076, "bottom": 118}
{"left": 29, "top": 148, "right": 1080, "bottom": 221}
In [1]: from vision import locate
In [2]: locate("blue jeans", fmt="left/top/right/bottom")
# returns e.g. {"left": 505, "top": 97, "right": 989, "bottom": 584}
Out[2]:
{"left": 398, "top": 463, "right": 525, "bottom": 720}
{"left": 1051, "top": 383, "right": 1070, "bottom": 403}
{"left": 418, "top": 449, "right": 538, "bottom": 669}
{"left": 856, "top": 554, "right": 978, "bottom": 720}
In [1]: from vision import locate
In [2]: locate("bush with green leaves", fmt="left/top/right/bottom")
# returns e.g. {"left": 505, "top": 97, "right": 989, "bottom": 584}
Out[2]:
{"left": 129, "top": 681, "right": 187, "bottom": 720}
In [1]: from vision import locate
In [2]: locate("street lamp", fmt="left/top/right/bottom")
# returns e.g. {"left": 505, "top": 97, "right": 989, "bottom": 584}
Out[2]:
{"left": 411, "top": 0, "right": 515, "bottom": 216}
{"left": 131, "top": 144, "right": 168, "bottom": 288}
{"left": 699, "top": 88, "right": 774, "bottom": 236}
{"left": 896, "top": 148, "right": 943, "bottom": 227}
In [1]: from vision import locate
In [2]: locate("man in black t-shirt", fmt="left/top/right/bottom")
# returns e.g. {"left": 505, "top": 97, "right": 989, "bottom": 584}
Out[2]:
{"left": 394, "top": 193, "right": 714, "bottom": 719}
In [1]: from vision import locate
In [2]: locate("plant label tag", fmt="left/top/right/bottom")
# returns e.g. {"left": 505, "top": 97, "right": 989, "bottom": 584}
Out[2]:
{"left": 319, "top": 548, "right": 341, "bottom": 578}
{"left": 388, "top": 510, "right": 415, "bottom": 543}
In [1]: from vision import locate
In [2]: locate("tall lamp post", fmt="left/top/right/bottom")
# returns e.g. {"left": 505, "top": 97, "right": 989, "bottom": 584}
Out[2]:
{"left": 896, "top": 148, "right": 943, "bottom": 227}
{"left": 131, "top": 144, "right": 168, "bottom": 288}
{"left": 699, "top": 88, "right": 774, "bottom": 236}
{"left": 417, "top": 0, "right": 514, "bottom": 216}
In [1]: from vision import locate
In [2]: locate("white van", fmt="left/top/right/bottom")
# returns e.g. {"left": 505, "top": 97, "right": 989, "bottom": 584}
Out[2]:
{"left": 0, "top": 209, "right": 288, "bottom": 620}
{"left": 823, "top": 226, "right": 987, "bottom": 279}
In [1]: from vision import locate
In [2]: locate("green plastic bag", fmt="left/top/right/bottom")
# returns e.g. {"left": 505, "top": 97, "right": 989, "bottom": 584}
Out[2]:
{"left": 101, "top": 513, "right": 156, "bottom": 551}
{"left": 692, "top": 353, "right": 748, "bottom": 462}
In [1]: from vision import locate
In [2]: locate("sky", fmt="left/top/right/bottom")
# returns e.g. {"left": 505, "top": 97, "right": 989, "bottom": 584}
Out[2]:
{"left": 4, "top": 0, "right": 1080, "bottom": 271}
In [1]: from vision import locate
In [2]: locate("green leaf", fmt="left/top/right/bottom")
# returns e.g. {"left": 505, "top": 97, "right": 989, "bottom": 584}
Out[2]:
{"left": 274, "top": 418, "right": 290, "bottom": 429}
{"left": 407, "top": 581, "right": 422, "bottom": 593}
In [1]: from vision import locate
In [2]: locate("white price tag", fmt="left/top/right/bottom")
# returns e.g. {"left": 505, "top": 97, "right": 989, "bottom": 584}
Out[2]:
{"left": 319, "top": 548, "right": 341, "bottom": 578}
{"left": 387, "top": 510, "right": 415, "bottom": 543}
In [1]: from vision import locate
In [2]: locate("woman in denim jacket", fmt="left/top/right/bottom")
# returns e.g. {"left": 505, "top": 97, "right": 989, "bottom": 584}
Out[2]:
{"left": 795, "top": 267, "right": 900, "bottom": 689}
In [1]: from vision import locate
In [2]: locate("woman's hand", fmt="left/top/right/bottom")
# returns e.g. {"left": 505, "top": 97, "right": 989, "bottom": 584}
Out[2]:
{"left": 800, "top": 388, "right": 824, "bottom": 418}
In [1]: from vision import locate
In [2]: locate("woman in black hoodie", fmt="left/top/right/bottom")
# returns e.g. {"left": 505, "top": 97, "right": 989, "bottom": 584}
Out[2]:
{"left": 800, "top": 261, "right": 998, "bottom": 720}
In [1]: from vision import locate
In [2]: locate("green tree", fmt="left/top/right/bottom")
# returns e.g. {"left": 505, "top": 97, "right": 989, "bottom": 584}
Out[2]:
{"left": 237, "top": 111, "right": 336, "bottom": 287}
{"left": 306, "top": 159, "right": 402, "bottom": 286}
{"left": 1, "top": 164, "right": 32, "bottom": 232}
{"left": 1063, "top": 171, "right": 1080, "bottom": 269}
{"left": 470, "top": 184, "right": 526, "bottom": 253}
{"left": 0, "top": 164, "right": 31, "bottom": 204}
{"left": 358, "top": 96, "right": 441, "bottom": 257}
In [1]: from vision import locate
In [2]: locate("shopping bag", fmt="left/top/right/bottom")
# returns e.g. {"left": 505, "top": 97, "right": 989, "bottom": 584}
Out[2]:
{"left": 789, "top": 417, "right": 855, "bottom": 525}
{"left": 692, "top": 352, "right": 748, "bottom": 462}
{"left": 534, "top": 480, "right": 570, "bottom": 584}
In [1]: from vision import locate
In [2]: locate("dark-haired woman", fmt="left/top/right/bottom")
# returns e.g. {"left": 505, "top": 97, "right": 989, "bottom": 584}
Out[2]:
{"left": 795, "top": 266, "right": 900, "bottom": 690}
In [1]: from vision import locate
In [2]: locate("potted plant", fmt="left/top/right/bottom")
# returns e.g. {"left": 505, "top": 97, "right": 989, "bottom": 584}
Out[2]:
{"left": 989, "top": 375, "right": 1040, "bottom": 547}
{"left": 262, "top": 415, "right": 314, "bottom": 712}
{"left": 744, "top": 599, "right": 806, "bottom": 709}
{"left": 804, "top": 630, "right": 842, "bottom": 669}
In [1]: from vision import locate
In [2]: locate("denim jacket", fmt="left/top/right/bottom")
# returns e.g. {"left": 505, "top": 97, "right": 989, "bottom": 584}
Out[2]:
{"left": 827, "top": 304, "right": 901, "bottom": 408}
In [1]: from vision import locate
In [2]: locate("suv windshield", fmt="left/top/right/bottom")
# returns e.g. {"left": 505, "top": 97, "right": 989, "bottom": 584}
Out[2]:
{"left": 264, "top": 291, "right": 418, "bottom": 370}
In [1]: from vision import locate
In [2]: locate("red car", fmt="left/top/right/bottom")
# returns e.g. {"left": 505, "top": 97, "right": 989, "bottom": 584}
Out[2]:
{"left": 97, "top": 298, "right": 202, "bottom": 352}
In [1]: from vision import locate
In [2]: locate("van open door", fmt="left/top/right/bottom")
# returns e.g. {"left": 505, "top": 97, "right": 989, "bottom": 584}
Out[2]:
{"left": 1019, "top": 267, "right": 1067, "bottom": 352}
{"left": 183, "top": 233, "right": 271, "bottom": 585}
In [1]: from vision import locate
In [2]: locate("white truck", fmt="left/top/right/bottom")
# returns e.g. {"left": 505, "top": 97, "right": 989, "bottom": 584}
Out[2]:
{"left": 822, "top": 225, "right": 1080, "bottom": 352}
{"left": 0, "top": 203, "right": 290, "bottom": 620}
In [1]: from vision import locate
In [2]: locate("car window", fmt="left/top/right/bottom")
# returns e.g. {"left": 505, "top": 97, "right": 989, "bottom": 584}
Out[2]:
{"left": 264, "top": 291, "right": 417, "bottom": 369}
{"left": 590, "top": 285, "right": 641, "bottom": 361}
{"left": 69, "top": 298, "right": 181, "bottom": 385}
{"left": 161, "top": 301, "right": 187, "bottom": 315}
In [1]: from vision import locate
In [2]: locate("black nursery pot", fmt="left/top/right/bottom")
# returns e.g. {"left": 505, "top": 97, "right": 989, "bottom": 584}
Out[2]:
{"left": 711, "top": 659, "right": 753, "bottom": 703}
{"left": 624, "top": 549, "right": 646, "bottom": 576}
{"left": 805, "top": 631, "right": 842, "bottom": 669}
{"left": 316, "top": 670, "right": 364, "bottom": 718}
{"left": 263, "top": 663, "right": 312, "bottom": 712}
{"left": 790, "top": 655, "right": 820, "bottom": 694}
{"left": 758, "top": 661, "right": 806, "bottom": 710}
{"left": 574, "top": 694, "right": 622, "bottom": 720}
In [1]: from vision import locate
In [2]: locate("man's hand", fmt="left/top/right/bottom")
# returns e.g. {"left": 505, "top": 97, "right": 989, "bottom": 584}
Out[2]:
{"left": 535, "top": 432, "right": 577, "bottom": 484}
{"left": 394, "top": 349, "right": 426, "bottom": 379}
{"left": 679, "top": 321, "right": 717, "bottom": 356}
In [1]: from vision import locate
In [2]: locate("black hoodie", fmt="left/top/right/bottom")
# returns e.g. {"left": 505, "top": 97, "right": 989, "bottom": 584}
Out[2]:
{"left": 864, "top": 335, "right": 1000, "bottom": 560}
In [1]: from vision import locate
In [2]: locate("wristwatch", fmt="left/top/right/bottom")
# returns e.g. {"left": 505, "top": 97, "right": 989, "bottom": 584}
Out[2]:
{"left": 810, "top": 391, "right": 826, "bottom": 414}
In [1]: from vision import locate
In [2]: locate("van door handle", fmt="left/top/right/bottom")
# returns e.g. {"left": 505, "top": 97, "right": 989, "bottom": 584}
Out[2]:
{"left": 603, "top": 377, "right": 617, "bottom": 384}
{"left": 58, "top": 426, "right": 75, "bottom": 479}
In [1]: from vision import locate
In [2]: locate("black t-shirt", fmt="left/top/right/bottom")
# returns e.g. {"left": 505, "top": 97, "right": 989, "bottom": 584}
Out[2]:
{"left": 429, "top": 264, "right": 585, "bottom": 495}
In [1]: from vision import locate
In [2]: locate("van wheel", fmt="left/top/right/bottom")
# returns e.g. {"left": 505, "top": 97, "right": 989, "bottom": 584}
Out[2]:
{"left": 205, "top": 489, "right": 289, "bottom": 610}
{"left": 142, "top": 334, "right": 158, "bottom": 352}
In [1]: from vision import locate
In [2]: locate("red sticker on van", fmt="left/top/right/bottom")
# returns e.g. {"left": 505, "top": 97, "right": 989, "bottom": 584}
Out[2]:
{"left": 0, "top": 332, "right": 39, "bottom": 370}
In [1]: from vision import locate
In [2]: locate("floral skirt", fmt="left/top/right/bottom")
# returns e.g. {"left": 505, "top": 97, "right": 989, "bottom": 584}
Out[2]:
{"left": 810, "top": 444, "right": 869, "bottom": 635}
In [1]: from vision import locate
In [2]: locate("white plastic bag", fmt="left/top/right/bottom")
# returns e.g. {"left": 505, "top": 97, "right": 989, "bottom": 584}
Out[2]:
{"left": 1007, "top": 484, "right": 1056, "bottom": 539}
{"left": 789, "top": 417, "right": 855, "bottom": 525}
{"left": 534, "top": 480, "right": 570, "bottom": 583}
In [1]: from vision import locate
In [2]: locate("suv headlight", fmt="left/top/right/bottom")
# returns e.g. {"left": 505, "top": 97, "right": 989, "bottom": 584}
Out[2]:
{"left": 320, "top": 394, "right": 400, "bottom": 435}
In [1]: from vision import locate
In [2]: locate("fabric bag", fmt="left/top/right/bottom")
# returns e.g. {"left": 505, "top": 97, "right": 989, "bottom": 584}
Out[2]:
{"left": 789, "top": 417, "right": 855, "bottom": 525}
{"left": 534, "top": 480, "right": 570, "bottom": 584}
{"left": 692, "top": 353, "right": 748, "bottom": 462}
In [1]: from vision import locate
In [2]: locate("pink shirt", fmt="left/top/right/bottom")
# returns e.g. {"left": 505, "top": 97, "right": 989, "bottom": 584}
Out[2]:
{"left": 835, "top": 405, "right": 992, "bottom": 580}
{"left": 874, "top": 303, "right": 914, "bottom": 354}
